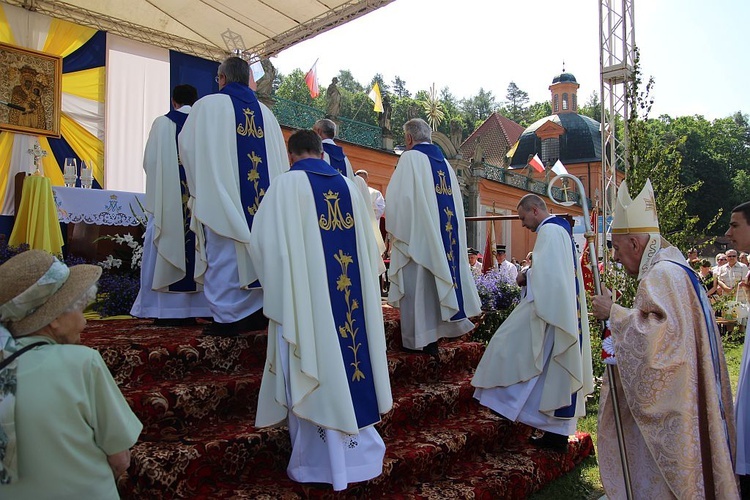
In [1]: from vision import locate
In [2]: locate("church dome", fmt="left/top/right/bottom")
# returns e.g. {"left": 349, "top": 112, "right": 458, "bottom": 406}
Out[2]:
{"left": 509, "top": 113, "right": 601, "bottom": 167}
{"left": 552, "top": 72, "right": 577, "bottom": 84}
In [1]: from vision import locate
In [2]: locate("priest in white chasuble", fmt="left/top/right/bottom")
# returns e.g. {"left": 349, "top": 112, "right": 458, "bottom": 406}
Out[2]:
{"left": 313, "top": 118, "right": 355, "bottom": 179}
{"left": 131, "top": 84, "right": 211, "bottom": 324}
{"left": 592, "top": 180, "right": 738, "bottom": 499}
{"left": 472, "top": 194, "right": 593, "bottom": 452}
{"left": 250, "top": 130, "right": 392, "bottom": 491}
{"left": 386, "top": 118, "right": 481, "bottom": 354}
{"left": 180, "top": 56, "right": 289, "bottom": 336}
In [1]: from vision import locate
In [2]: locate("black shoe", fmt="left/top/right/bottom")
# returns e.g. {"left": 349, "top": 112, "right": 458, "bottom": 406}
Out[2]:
{"left": 202, "top": 320, "right": 242, "bottom": 337}
{"left": 153, "top": 318, "right": 198, "bottom": 327}
{"left": 529, "top": 432, "right": 568, "bottom": 453}
{"left": 402, "top": 341, "right": 439, "bottom": 356}
{"left": 239, "top": 309, "right": 269, "bottom": 331}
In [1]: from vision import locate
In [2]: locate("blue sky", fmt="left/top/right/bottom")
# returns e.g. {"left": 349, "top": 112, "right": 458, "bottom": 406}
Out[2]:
{"left": 272, "top": 0, "right": 749, "bottom": 120}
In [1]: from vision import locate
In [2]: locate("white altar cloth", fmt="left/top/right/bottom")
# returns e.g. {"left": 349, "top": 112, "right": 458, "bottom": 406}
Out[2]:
{"left": 52, "top": 187, "right": 146, "bottom": 227}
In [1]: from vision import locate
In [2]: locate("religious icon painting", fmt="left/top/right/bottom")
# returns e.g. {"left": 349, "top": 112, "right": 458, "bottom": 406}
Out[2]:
{"left": 0, "top": 42, "right": 62, "bottom": 138}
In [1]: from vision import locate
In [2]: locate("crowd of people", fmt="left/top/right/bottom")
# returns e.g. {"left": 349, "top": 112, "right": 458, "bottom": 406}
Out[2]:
{"left": 2, "top": 56, "right": 750, "bottom": 498}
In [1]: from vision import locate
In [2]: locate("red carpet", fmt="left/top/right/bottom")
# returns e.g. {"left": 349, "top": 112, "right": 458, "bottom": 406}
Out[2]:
{"left": 80, "top": 307, "right": 593, "bottom": 498}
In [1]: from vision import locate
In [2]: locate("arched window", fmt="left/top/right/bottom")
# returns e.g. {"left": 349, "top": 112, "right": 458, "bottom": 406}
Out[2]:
{"left": 562, "top": 93, "right": 569, "bottom": 111}
{"left": 553, "top": 94, "right": 559, "bottom": 112}
{"left": 572, "top": 93, "right": 577, "bottom": 112}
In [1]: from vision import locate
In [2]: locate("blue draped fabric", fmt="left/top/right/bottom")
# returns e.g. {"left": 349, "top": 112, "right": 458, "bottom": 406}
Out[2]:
{"left": 291, "top": 157, "right": 379, "bottom": 429}
{"left": 412, "top": 143, "right": 466, "bottom": 321}
{"left": 169, "top": 51, "right": 219, "bottom": 102}
{"left": 164, "top": 110, "right": 196, "bottom": 292}
{"left": 62, "top": 31, "right": 106, "bottom": 73}
{"left": 539, "top": 216, "right": 581, "bottom": 418}
{"left": 322, "top": 142, "right": 347, "bottom": 176}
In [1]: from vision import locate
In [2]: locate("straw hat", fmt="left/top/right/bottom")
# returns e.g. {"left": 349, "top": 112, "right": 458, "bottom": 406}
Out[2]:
{"left": 0, "top": 250, "right": 101, "bottom": 337}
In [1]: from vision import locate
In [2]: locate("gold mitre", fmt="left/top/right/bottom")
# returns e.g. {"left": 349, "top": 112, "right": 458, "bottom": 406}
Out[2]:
{"left": 611, "top": 179, "right": 660, "bottom": 234}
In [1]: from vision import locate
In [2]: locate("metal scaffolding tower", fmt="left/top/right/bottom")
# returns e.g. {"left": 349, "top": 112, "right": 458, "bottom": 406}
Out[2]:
{"left": 599, "top": 0, "right": 635, "bottom": 234}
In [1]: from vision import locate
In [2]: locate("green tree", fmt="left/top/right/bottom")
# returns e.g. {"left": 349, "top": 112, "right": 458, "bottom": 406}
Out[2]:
{"left": 502, "top": 81, "right": 529, "bottom": 124}
{"left": 625, "top": 53, "right": 700, "bottom": 249}
{"left": 368, "top": 73, "right": 389, "bottom": 94}
{"left": 336, "top": 69, "right": 363, "bottom": 93}
{"left": 579, "top": 91, "right": 601, "bottom": 121}
{"left": 460, "top": 88, "right": 498, "bottom": 132}
{"left": 392, "top": 76, "right": 410, "bottom": 98}
{"left": 525, "top": 101, "right": 552, "bottom": 126}
{"left": 275, "top": 69, "right": 322, "bottom": 107}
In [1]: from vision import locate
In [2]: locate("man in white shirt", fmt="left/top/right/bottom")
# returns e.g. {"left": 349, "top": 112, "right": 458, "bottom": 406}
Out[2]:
{"left": 495, "top": 245, "right": 518, "bottom": 283}
{"left": 468, "top": 247, "right": 482, "bottom": 276}
{"left": 717, "top": 249, "right": 748, "bottom": 295}
{"left": 355, "top": 169, "right": 386, "bottom": 220}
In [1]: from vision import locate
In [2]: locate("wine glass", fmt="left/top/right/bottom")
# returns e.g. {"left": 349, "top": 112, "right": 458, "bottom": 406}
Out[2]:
{"left": 63, "top": 158, "right": 77, "bottom": 187}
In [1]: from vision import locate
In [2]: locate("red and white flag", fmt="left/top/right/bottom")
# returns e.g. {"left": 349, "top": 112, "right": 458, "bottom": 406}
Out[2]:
{"left": 304, "top": 60, "right": 319, "bottom": 98}
{"left": 528, "top": 154, "right": 545, "bottom": 173}
{"left": 482, "top": 220, "right": 496, "bottom": 274}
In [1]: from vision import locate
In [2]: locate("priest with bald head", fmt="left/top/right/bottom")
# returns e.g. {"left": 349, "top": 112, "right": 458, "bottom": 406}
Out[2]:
{"left": 591, "top": 179, "right": 739, "bottom": 499}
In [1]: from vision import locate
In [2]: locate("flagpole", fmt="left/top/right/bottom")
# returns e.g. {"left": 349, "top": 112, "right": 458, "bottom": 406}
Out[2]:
{"left": 547, "top": 173, "right": 634, "bottom": 500}
{"left": 351, "top": 97, "right": 368, "bottom": 122}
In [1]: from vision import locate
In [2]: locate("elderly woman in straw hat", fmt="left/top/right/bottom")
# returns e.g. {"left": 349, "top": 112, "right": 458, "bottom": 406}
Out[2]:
{"left": 0, "top": 250, "right": 142, "bottom": 498}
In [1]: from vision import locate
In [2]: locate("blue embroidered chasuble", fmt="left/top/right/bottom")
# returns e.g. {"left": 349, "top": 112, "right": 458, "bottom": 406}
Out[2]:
{"left": 164, "top": 109, "right": 197, "bottom": 292}
{"left": 291, "top": 157, "right": 380, "bottom": 429}
{"left": 539, "top": 216, "right": 582, "bottom": 418}
{"left": 322, "top": 142, "right": 348, "bottom": 177}
{"left": 220, "top": 82, "right": 269, "bottom": 289}
{"left": 412, "top": 143, "right": 467, "bottom": 321}
{"left": 220, "top": 82, "right": 269, "bottom": 230}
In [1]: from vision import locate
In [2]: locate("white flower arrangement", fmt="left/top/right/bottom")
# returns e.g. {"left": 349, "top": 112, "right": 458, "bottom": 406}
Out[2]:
{"left": 97, "top": 233, "right": 144, "bottom": 270}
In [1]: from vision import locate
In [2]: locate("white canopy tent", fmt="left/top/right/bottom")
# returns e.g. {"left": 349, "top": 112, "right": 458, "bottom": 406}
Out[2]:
{"left": 0, "top": 0, "right": 394, "bottom": 208}
{"left": 2, "top": 0, "right": 394, "bottom": 61}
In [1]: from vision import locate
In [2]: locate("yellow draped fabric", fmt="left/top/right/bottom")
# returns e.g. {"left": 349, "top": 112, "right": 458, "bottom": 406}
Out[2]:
{"left": 42, "top": 18, "right": 95, "bottom": 57}
{"left": 0, "top": 5, "right": 13, "bottom": 43}
{"left": 0, "top": 5, "right": 104, "bottom": 211}
{"left": 61, "top": 67, "right": 106, "bottom": 102}
{"left": 37, "top": 137, "right": 65, "bottom": 185}
{"left": 9, "top": 175, "right": 64, "bottom": 255}
{"left": 60, "top": 114, "right": 104, "bottom": 183}
{"left": 0, "top": 132, "right": 14, "bottom": 207}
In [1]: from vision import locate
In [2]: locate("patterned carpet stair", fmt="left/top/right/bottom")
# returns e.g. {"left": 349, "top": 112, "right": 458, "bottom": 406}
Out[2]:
{"left": 80, "top": 307, "right": 593, "bottom": 498}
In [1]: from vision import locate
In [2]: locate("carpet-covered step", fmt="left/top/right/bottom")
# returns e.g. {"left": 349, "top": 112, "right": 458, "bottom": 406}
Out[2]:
{"left": 193, "top": 430, "right": 594, "bottom": 499}
{"left": 122, "top": 401, "right": 521, "bottom": 499}
{"left": 124, "top": 371, "right": 489, "bottom": 490}
{"left": 85, "top": 325, "right": 483, "bottom": 396}
{"left": 395, "top": 430, "right": 595, "bottom": 499}
{"left": 83, "top": 322, "right": 269, "bottom": 387}
{"left": 385, "top": 339, "right": 484, "bottom": 385}
{"left": 123, "top": 371, "right": 262, "bottom": 439}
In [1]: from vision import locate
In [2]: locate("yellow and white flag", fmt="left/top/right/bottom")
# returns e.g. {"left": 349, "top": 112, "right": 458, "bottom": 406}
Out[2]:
{"left": 368, "top": 83, "right": 384, "bottom": 113}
